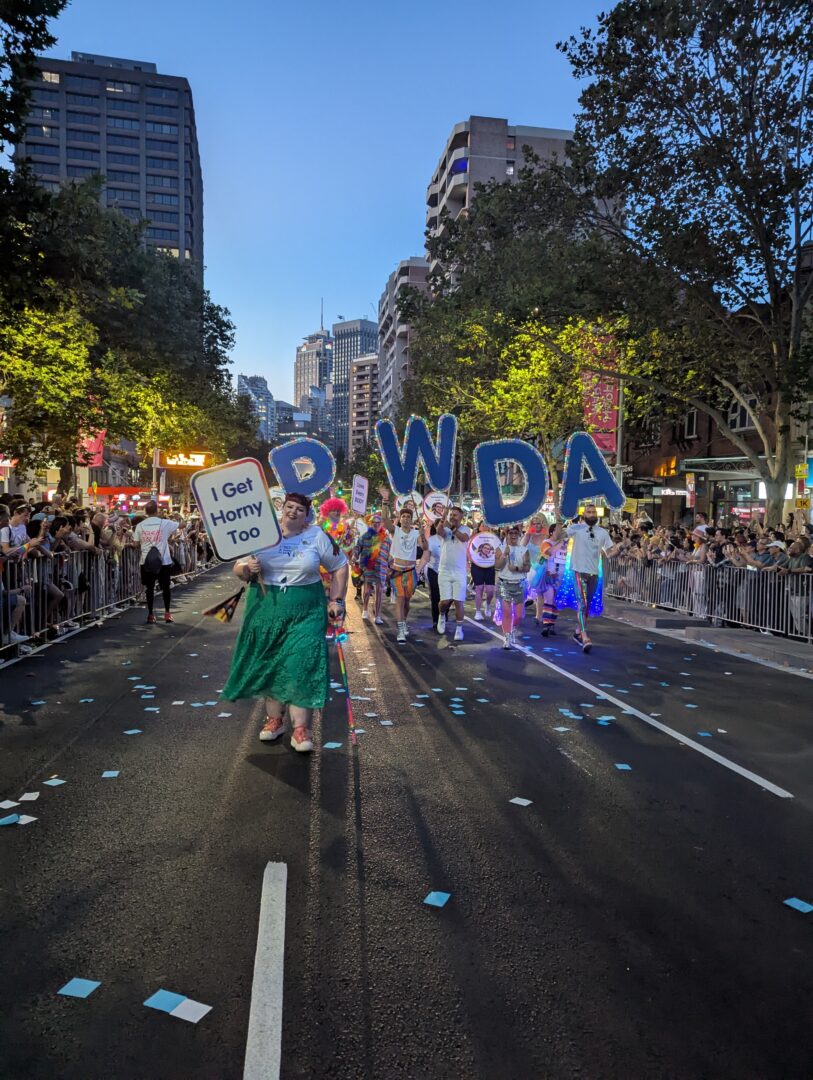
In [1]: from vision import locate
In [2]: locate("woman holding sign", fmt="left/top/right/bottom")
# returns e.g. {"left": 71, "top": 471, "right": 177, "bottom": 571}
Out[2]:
{"left": 223, "top": 492, "right": 348, "bottom": 753}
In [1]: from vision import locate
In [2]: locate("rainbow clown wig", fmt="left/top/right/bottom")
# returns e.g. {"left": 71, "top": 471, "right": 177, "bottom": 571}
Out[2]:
{"left": 319, "top": 497, "right": 349, "bottom": 518}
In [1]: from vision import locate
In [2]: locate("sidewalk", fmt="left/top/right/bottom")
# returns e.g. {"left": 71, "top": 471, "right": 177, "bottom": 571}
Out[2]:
{"left": 603, "top": 598, "right": 813, "bottom": 674}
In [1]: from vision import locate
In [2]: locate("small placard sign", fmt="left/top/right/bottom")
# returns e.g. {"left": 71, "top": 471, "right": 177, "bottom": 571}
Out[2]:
{"left": 191, "top": 457, "right": 281, "bottom": 560}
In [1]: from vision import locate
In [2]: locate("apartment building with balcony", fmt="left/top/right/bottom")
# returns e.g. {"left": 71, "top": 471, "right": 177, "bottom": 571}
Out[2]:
{"left": 349, "top": 352, "right": 379, "bottom": 463}
{"left": 13, "top": 52, "right": 203, "bottom": 280}
{"left": 425, "top": 116, "right": 572, "bottom": 270}
{"left": 377, "top": 256, "right": 429, "bottom": 418}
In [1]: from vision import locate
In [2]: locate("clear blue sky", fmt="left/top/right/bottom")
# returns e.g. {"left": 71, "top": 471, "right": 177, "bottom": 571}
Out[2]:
{"left": 44, "top": 0, "right": 606, "bottom": 402}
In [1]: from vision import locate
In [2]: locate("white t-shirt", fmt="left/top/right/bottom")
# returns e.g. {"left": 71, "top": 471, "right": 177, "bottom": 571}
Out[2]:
{"left": 390, "top": 525, "right": 419, "bottom": 564}
{"left": 134, "top": 517, "right": 179, "bottom": 566}
{"left": 566, "top": 523, "right": 614, "bottom": 575}
{"left": 424, "top": 534, "right": 441, "bottom": 574}
{"left": 438, "top": 525, "right": 470, "bottom": 575}
{"left": 1, "top": 522, "right": 28, "bottom": 548}
{"left": 498, "top": 542, "right": 528, "bottom": 581}
{"left": 257, "top": 524, "right": 347, "bottom": 587}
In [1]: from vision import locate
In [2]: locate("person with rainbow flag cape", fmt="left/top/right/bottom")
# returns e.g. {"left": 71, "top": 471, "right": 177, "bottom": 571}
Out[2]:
{"left": 353, "top": 509, "right": 391, "bottom": 625}
{"left": 555, "top": 504, "right": 620, "bottom": 653}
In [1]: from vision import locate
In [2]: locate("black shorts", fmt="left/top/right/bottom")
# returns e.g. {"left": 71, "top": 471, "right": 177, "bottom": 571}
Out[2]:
{"left": 471, "top": 564, "right": 495, "bottom": 587}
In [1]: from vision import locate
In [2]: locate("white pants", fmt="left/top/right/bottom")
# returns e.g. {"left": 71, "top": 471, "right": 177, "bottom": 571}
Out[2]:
{"left": 438, "top": 569, "right": 467, "bottom": 603}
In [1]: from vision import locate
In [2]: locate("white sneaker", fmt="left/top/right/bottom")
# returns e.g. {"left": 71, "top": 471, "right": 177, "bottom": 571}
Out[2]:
{"left": 437, "top": 614, "right": 446, "bottom": 634}
{"left": 502, "top": 634, "right": 511, "bottom": 650}
{"left": 474, "top": 610, "right": 484, "bottom": 621}
{"left": 362, "top": 610, "right": 370, "bottom": 621}
{"left": 397, "top": 623, "right": 407, "bottom": 643}
{"left": 389, "top": 592, "right": 396, "bottom": 604}
{"left": 454, "top": 626, "right": 464, "bottom": 641}
{"left": 374, "top": 616, "right": 384, "bottom": 625}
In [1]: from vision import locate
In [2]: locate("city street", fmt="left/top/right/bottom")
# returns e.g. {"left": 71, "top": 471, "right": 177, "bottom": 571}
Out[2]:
{"left": 2, "top": 567, "right": 813, "bottom": 1079}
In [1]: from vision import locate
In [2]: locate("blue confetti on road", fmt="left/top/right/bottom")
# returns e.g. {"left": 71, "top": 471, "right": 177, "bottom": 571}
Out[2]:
{"left": 784, "top": 898, "right": 813, "bottom": 914}
{"left": 424, "top": 891, "right": 451, "bottom": 908}
{"left": 58, "top": 978, "right": 101, "bottom": 999}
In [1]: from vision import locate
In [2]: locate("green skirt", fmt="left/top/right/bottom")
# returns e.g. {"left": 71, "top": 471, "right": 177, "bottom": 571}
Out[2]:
{"left": 221, "top": 581, "right": 329, "bottom": 709}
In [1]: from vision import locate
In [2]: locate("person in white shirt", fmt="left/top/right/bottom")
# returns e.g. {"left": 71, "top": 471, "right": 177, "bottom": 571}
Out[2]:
{"left": 435, "top": 505, "right": 471, "bottom": 640}
{"left": 383, "top": 504, "right": 420, "bottom": 643}
{"left": 133, "top": 500, "right": 179, "bottom": 624}
{"left": 494, "top": 525, "right": 531, "bottom": 648}
{"left": 566, "top": 503, "right": 619, "bottom": 652}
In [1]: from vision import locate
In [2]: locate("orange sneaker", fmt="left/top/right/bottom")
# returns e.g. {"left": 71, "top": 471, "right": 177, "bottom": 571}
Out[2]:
{"left": 290, "top": 726, "right": 314, "bottom": 752}
{"left": 259, "top": 716, "right": 286, "bottom": 742}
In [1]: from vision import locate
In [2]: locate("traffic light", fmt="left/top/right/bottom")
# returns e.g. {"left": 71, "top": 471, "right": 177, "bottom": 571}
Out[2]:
{"left": 337, "top": 482, "right": 343, "bottom": 496}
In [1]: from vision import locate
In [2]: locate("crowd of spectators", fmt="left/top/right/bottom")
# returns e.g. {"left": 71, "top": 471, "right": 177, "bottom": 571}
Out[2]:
{"left": 606, "top": 511, "right": 813, "bottom": 638}
{"left": 0, "top": 493, "right": 214, "bottom": 657}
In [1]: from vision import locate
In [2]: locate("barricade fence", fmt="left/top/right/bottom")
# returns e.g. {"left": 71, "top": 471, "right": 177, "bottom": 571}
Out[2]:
{"left": 1, "top": 541, "right": 217, "bottom": 661}
{"left": 605, "top": 556, "right": 813, "bottom": 643}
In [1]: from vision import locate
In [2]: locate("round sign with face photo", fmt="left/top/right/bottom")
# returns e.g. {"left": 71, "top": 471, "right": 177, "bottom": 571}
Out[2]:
{"left": 469, "top": 531, "right": 500, "bottom": 568}
{"left": 395, "top": 491, "right": 422, "bottom": 516}
{"left": 422, "top": 491, "right": 451, "bottom": 523}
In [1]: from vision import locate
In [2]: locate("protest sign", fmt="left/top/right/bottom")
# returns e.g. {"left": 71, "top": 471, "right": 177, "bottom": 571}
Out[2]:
{"left": 351, "top": 475, "right": 368, "bottom": 515}
{"left": 191, "top": 458, "right": 281, "bottom": 560}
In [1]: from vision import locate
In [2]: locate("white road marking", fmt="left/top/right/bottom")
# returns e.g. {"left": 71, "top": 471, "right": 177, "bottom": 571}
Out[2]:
{"left": 244, "top": 861, "right": 288, "bottom": 1080}
{"left": 466, "top": 618, "right": 794, "bottom": 800}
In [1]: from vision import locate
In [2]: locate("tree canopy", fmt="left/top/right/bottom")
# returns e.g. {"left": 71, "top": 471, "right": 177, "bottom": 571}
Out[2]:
{"left": 402, "top": 0, "right": 813, "bottom": 523}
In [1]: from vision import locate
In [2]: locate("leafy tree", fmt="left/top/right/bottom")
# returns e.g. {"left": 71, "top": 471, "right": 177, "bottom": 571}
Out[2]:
{"left": 0, "top": 0, "right": 68, "bottom": 152}
{"left": 557, "top": 0, "right": 813, "bottom": 522}
{"left": 346, "top": 441, "right": 387, "bottom": 500}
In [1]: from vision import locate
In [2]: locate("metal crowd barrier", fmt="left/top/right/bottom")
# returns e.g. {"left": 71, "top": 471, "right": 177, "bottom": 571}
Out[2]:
{"left": 605, "top": 555, "right": 813, "bottom": 643}
{"left": 1, "top": 538, "right": 217, "bottom": 663}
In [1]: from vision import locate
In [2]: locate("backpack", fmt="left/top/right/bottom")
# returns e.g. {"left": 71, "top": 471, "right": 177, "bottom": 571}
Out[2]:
{"left": 144, "top": 545, "right": 164, "bottom": 574}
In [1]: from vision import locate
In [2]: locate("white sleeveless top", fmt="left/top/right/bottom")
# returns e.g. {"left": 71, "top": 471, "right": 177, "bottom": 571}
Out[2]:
{"left": 390, "top": 525, "right": 419, "bottom": 564}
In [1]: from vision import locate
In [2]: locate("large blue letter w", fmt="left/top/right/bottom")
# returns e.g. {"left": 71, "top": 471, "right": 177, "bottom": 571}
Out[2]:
{"left": 375, "top": 414, "right": 458, "bottom": 495}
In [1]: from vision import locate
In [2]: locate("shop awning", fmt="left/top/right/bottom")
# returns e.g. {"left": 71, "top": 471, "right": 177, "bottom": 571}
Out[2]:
{"left": 679, "top": 456, "right": 762, "bottom": 479}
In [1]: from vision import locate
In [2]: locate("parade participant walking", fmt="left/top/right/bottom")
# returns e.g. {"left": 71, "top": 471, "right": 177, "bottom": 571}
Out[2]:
{"left": 495, "top": 525, "right": 530, "bottom": 648}
{"left": 566, "top": 505, "right": 618, "bottom": 652}
{"left": 418, "top": 525, "right": 442, "bottom": 629}
{"left": 355, "top": 511, "right": 391, "bottom": 624}
{"left": 538, "top": 522, "right": 567, "bottom": 636}
{"left": 436, "top": 505, "right": 471, "bottom": 640}
{"left": 133, "top": 500, "right": 179, "bottom": 624}
{"left": 223, "top": 492, "right": 348, "bottom": 753}
{"left": 468, "top": 520, "right": 497, "bottom": 621}
{"left": 383, "top": 504, "right": 420, "bottom": 643}
{"left": 522, "top": 515, "right": 548, "bottom": 620}
{"left": 318, "top": 496, "right": 353, "bottom": 593}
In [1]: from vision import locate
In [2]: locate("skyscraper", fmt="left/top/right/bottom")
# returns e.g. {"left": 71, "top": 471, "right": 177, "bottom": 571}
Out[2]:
{"left": 13, "top": 52, "right": 203, "bottom": 279}
{"left": 332, "top": 319, "right": 378, "bottom": 459}
{"left": 237, "top": 374, "right": 276, "bottom": 442}
{"left": 293, "top": 329, "right": 333, "bottom": 409}
{"left": 378, "top": 257, "right": 429, "bottom": 418}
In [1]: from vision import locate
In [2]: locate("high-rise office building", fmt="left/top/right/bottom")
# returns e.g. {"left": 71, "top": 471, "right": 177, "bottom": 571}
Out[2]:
{"left": 378, "top": 257, "right": 429, "bottom": 418}
{"left": 332, "top": 319, "right": 377, "bottom": 459}
{"left": 426, "top": 116, "right": 571, "bottom": 272}
{"left": 293, "top": 329, "right": 333, "bottom": 409}
{"left": 237, "top": 374, "right": 276, "bottom": 442}
{"left": 13, "top": 52, "right": 203, "bottom": 279}
{"left": 349, "top": 353, "right": 379, "bottom": 463}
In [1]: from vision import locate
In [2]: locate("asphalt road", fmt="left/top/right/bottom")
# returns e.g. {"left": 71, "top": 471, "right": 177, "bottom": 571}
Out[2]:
{"left": 2, "top": 566, "right": 813, "bottom": 1079}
